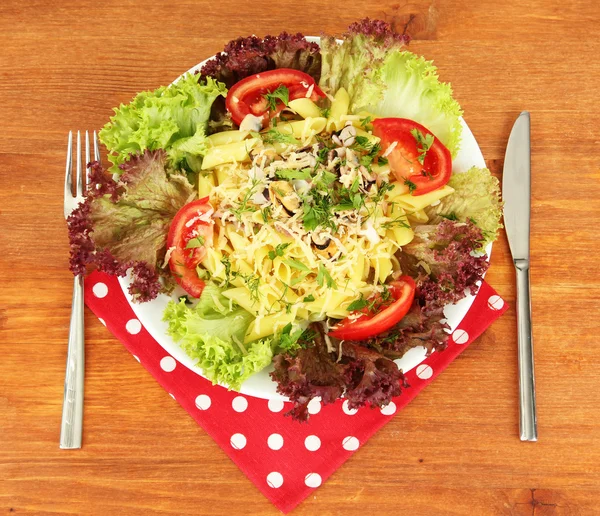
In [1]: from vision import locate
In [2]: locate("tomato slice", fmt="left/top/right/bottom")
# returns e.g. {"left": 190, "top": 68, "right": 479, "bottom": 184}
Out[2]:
{"left": 225, "top": 68, "right": 325, "bottom": 127}
{"left": 329, "top": 277, "right": 416, "bottom": 341}
{"left": 372, "top": 118, "right": 452, "bottom": 196}
{"left": 167, "top": 197, "right": 214, "bottom": 298}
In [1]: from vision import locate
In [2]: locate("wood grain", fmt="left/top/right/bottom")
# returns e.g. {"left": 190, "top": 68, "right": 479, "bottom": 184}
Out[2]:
{"left": 1, "top": 0, "right": 600, "bottom": 514}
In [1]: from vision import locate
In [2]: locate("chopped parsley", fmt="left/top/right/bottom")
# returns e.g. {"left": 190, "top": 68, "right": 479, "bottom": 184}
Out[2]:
{"left": 303, "top": 294, "right": 315, "bottom": 302}
{"left": 268, "top": 242, "right": 291, "bottom": 261}
{"left": 410, "top": 128, "right": 435, "bottom": 165}
{"left": 277, "top": 322, "right": 305, "bottom": 352}
{"left": 404, "top": 178, "right": 417, "bottom": 194}
{"left": 440, "top": 212, "right": 458, "bottom": 221}
{"left": 302, "top": 190, "right": 335, "bottom": 231}
{"left": 185, "top": 235, "right": 205, "bottom": 249}
{"left": 359, "top": 115, "right": 372, "bottom": 128}
{"left": 347, "top": 295, "right": 368, "bottom": 311}
{"left": 317, "top": 264, "right": 337, "bottom": 289}
{"left": 275, "top": 168, "right": 312, "bottom": 180}
{"left": 263, "top": 85, "right": 289, "bottom": 112}
{"left": 261, "top": 205, "right": 272, "bottom": 223}
{"left": 285, "top": 259, "right": 311, "bottom": 272}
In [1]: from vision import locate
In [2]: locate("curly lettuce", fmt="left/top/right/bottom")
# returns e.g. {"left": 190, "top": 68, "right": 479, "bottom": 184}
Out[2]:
{"left": 67, "top": 150, "right": 195, "bottom": 302}
{"left": 271, "top": 323, "right": 406, "bottom": 422}
{"left": 164, "top": 284, "right": 273, "bottom": 390}
{"left": 424, "top": 167, "right": 503, "bottom": 247}
{"left": 200, "top": 31, "right": 322, "bottom": 87}
{"left": 99, "top": 74, "right": 227, "bottom": 173}
{"left": 400, "top": 220, "right": 490, "bottom": 315}
{"left": 319, "top": 19, "right": 463, "bottom": 156}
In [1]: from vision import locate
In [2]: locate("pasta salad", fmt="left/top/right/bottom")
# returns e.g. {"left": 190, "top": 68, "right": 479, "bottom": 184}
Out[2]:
{"left": 68, "top": 19, "right": 503, "bottom": 421}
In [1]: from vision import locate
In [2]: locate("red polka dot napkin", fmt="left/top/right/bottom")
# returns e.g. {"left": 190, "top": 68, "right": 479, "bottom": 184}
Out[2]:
{"left": 84, "top": 271, "right": 507, "bottom": 513}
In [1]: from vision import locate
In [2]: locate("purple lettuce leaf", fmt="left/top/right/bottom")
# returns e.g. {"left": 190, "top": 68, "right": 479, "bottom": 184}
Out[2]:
{"left": 67, "top": 150, "right": 195, "bottom": 302}
{"left": 200, "top": 31, "right": 321, "bottom": 88}
{"left": 351, "top": 302, "right": 450, "bottom": 361}
{"left": 270, "top": 323, "right": 408, "bottom": 422}
{"left": 400, "top": 219, "right": 490, "bottom": 315}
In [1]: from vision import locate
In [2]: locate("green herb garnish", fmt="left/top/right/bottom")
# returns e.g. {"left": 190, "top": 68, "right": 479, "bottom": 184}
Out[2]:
{"left": 359, "top": 116, "right": 372, "bottom": 128}
{"left": 263, "top": 85, "right": 289, "bottom": 112}
{"left": 275, "top": 168, "right": 312, "bottom": 180}
{"left": 410, "top": 128, "right": 435, "bottom": 165}
{"left": 347, "top": 295, "right": 368, "bottom": 311}
{"left": 268, "top": 242, "right": 291, "bottom": 261}
{"left": 185, "top": 235, "right": 205, "bottom": 249}
{"left": 285, "top": 259, "right": 311, "bottom": 272}
{"left": 303, "top": 294, "right": 315, "bottom": 302}
{"left": 404, "top": 178, "right": 417, "bottom": 194}
{"left": 262, "top": 128, "right": 299, "bottom": 146}
{"left": 440, "top": 212, "right": 458, "bottom": 221}
{"left": 317, "top": 264, "right": 337, "bottom": 289}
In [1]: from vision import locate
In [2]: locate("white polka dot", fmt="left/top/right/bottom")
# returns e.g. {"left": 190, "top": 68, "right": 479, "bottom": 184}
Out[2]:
{"left": 452, "top": 328, "right": 469, "bottom": 345}
{"left": 160, "top": 356, "right": 176, "bottom": 372}
{"left": 307, "top": 398, "right": 321, "bottom": 415}
{"left": 232, "top": 396, "right": 248, "bottom": 413}
{"left": 305, "top": 472, "right": 322, "bottom": 488}
{"left": 266, "top": 471, "right": 283, "bottom": 489}
{"left": 342, "top": 436, "right": 359, "bottom": 451}
{"left": 133, "top": 355, "right": 140, "bottom": 363}
{"left": 268, "top": 399, "right": 285, "bottom": 413}
{"left": 195, "top": 394, "right": 211, "bottom": 410}
{"left": 169, "top": 393, "right": 176, "bottom": 400}
{"left": 487, "top": 295, "right": 505, "bottom": 311}
{"left": 92, "top": 282, "right": 108, "bottom": 298}
{"left": 98, "top": 318, "right": 106, "bottom": 326}
{"left": 304, "top": 435, "right": 321, "bottom": 451}
{"left": 342, "top": 399, "right": 358, "bottom": 415}
{"left": 416, "top": 364, "right": 433, "bottom": 380}
{"left": 125, "top": 318, "right": 142, "bottom": 335}
{"left": 267, "top": 433, "right": 284, "bottom": 450}
{"left": 230, "top": 433, "right": 246, "bottom": 450}
{"left": 380, "top": 401, "right": 397, "bottom": 416}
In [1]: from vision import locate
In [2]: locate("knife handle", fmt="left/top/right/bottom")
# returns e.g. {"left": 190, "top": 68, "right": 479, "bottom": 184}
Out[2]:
{"left": 515, "top": 259, "right": 537, "bottom": 441}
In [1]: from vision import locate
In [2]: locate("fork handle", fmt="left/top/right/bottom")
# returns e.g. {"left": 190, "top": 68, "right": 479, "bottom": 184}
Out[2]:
{"left": 60, "top": 274, "right": 85, "bottom": 449}
{"left": 515, "top": 260, "right": 537, "bottom": 441}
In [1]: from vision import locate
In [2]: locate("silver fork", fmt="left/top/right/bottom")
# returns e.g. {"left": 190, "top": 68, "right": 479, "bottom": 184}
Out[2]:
{"left": 60, "top": 130, "right": 99, "bottom": 449}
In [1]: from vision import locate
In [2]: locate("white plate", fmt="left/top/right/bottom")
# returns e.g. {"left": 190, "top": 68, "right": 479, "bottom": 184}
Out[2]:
{"left": 118, "top": 37, "right": 489, "bottom": 400}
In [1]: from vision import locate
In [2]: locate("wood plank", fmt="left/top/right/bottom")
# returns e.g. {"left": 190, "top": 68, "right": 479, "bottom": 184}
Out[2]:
{"left": 1, "top": 0, "right": 600, "bottom": 513}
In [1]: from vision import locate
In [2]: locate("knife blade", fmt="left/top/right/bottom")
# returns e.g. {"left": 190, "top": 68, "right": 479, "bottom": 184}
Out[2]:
{"left": 503, "top": 111, "right": 537, "bottom": 442}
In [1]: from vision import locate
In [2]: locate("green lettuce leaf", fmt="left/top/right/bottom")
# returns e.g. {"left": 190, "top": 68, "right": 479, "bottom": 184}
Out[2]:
{"left": 424, "top": 167, "right": 503, "bottom": 246}
{"left": 319, "top": 23, "right": 463, "bottom": 156}
{"left": 99, "top": 74, "right": 227, "bottom": 173}
{"left": 164, "top": 285, "right": 273, "bottom": 390}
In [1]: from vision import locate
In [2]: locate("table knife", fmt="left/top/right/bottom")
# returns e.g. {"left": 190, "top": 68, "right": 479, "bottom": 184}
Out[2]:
{"left": 503, "top": 111, "right": 537, "bottom": 441}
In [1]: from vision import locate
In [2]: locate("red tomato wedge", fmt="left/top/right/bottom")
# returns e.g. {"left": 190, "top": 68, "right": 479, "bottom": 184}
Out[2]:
{"left": 167, "top": 197, "right": 214, "bottom": 298}
{"left": 225, "top": 68, "right": 325, "bottom": 127}
{"left": 372, "top": 118, "right": 452, "bottom": 196}
{"left": 329, "top": 277, "right": 416, "bottom": 341}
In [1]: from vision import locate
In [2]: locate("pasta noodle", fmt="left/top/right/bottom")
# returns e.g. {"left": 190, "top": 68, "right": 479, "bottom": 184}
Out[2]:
{"left": 191, "top": 99, "right": 460, "bottom": 346}
{"left": 326, "top": 87, "right": 350, "bottom": 131}
{"left": 288, "top": 98, "right": 322, "bottom": 119}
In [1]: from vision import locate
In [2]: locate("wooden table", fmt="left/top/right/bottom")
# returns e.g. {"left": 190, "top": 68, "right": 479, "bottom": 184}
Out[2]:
{"left": 2, "top": 0, "right": 599, "bottom": 513}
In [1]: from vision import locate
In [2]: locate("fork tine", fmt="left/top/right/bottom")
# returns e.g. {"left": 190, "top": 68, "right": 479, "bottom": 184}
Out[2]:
{"left": 76, "top": 131, "right": 83, "bottom": 198}
{"left": 64, "top": 131, "right": 73, "bottom": 198}
{"left": 85, "top": 130, "right": 90, "bottom": 194}
{"left": 93, "top": 130, "right": 100, "bottom": 162}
